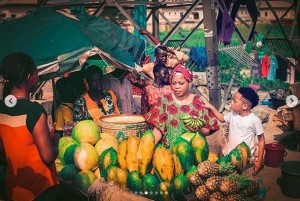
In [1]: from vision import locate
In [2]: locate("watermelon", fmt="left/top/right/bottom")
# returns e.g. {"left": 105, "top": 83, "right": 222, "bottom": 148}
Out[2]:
{"left": 73, "top": 171, "right": 97, "bottom": 193}
{"left": 73, "top": 143, "right": 99, "bottom": 171}
{"left": 72, "top": 120, "right": 100, "bottom": 145}
{"left": 58, "top": 137, "right": 78, "bottom": 165}
{"left": 141, "top": 174, "right": 160, "bottom": 200}
{"left": 127, "top": 171, "right": 142, "bottom": 193}
{"left": 171, "top": 137, "right": 195, "bottom": 172}
{"left": 58, "top": 164, "right": 79, "bottom": 183}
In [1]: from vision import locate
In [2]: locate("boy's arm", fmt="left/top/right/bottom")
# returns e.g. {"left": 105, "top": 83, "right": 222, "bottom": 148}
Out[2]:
{"left": 255, "top": 134, "right": 265, "bottom": 173}
{"left": 201, "top": 97, "right": 225, "bottom": 122}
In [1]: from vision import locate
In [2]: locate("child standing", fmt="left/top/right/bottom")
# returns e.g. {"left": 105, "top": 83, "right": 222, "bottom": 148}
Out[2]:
{"left": 203, "top": 87, "right": 265, "bottom": 175}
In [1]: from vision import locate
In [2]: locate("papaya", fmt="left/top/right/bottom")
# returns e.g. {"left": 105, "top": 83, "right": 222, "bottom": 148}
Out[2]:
{"left": 72, "top": 120, "right": 100, "bottom": 145}
{"left": 141, "top": 174, "right": 160, "bottom": 200}
{"left": 208, "top": 151, "right": 219, "bottom": 163}
{"left": 117, "top": 139, "right": 127, "bottom": 170}
{"left": 172, "top": 154, "right": 184, "bottom": 176}
{"left": 98, "top": 147, "right": 118, "bottom": 178}
{"left": 127, "top": 171, "right": 142, "bottom": 193}
{"left": 191, "top": 132, "right": 209, "bottom": 164}
{"left": 116, "top": 168, "right": 128, "bottom": 188}
{"left": 126, "top": 136, "right": 140, "bottom": 172}
{"left": 172, "top": 137, "right": 195, "bottom": 172}
{"left": 172, "top": 174, "right": 192, "bottom": 201}
{"left": 180, "top": 132, "right": 196, "bottom": 142}
{"left": 185, "top": 165, "right": 197, "bottom": 180}
{"left": 106, "top": 164, "right": 118, "bottom": 182}
{"left": 153, "top": 145, "right": 174, "bottom": 181}
{"left": 58, "top": 137, "right": 78, "bottom": 165}
{"left": 216, "top": 155, "right": 231, "bottom": 165}
{"left": 229, "top": 148, "right": 243, "bottom": 169}
{"left": 137, "top": 130, "right": 155, "bottom": 177}
{"left": 236, "top": 142, "right": 251, "bottom": 168}
{"left": 159, "top": 181, "right": 172, "bottom": 201}
{"left": 93, "top": 168, "right": 101, "bottom": 179}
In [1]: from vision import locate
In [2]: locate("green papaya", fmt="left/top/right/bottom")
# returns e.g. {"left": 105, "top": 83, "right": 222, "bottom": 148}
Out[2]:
{"left": 98, "top": 147, "right": 118, "bottom": 179}
{"left": 185, "top": 165, "right": 197, "bottom": 180}
{"left": 137, "top": 130, "right": 155, "bottom": 177}
{"left": 236, "top": 142, "right": 251, "bottom": 168}
{"left": 127, "top": 171, "right": 142, "bottom": 193}
{"left": 159, "top": 181, "right": 172, "bottom": 201}
{"left": 229, "top": 148, "right": 243, "bottom": 169}
{"left": 172, "top": 174, "right": 192, "bottom": 201}
{"left": 190, "top": 132, "right": 209, "bottom": 165}
{"left": 141, "top": 174, "right": 160, "bottom": 200}
{"left": 172, "top": 137, "right": 195, "bottom": 172}
{"left": 153, "top": 145, "right": 174, "bottom": 181}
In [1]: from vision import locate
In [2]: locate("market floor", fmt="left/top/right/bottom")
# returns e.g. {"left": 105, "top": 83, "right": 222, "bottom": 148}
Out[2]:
{"left": 252, "top": 106, "right": 300, "bottom": 201}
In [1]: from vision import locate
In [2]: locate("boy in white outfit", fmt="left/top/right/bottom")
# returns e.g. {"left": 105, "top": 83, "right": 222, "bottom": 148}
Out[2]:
{"left": 202, "top": 87, "right": 265, "bottom": 175}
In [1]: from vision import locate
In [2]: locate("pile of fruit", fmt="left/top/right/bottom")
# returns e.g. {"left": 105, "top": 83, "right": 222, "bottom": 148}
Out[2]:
{"left": 56, "top": 119, "right": 260, "bottom": 200}
{"left": 190, "top": 143, "right": 263, "bottom": 201}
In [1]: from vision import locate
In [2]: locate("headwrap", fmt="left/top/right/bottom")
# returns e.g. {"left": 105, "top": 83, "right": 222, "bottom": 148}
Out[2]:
{"left": 170, "top": 64, "right": 193, "bottom": 82}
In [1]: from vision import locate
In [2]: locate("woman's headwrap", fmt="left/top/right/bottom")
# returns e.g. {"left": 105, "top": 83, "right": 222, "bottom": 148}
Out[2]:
{"left": 170, "top": 64, "right": 193, "bottom": 82}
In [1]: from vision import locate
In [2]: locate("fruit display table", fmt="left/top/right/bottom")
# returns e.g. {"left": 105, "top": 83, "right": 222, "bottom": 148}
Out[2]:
{"left": 88, "top": 179, "right": 152, "bottom": 201}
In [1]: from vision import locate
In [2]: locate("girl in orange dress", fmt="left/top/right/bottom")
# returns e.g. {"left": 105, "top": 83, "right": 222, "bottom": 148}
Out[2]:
{"left": 0, "top": 52, "right": 59, "bottom": 201}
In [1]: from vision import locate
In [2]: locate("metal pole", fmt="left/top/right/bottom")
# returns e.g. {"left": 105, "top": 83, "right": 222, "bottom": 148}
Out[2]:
{"left": 161, "top": 0, "right": 200, "bottom": 45}
{"left": 202, "top": 0, "right": 221, "bottom": 108}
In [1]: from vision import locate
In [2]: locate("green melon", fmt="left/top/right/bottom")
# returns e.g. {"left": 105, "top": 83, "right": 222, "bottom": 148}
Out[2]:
{"left": 58, "top": 164, "right": 79, "bottom": 183}
{"left": 58, "top": 137, "right": 78, "bottom": 165}
{"left": 73, "top": 171, "right": 97, "bottom": 193}
{"left": 72, "top": 120, "right": 100, "bottom": 145}
{"left": 73, "top": 143, "right": 99, "bottom": 171}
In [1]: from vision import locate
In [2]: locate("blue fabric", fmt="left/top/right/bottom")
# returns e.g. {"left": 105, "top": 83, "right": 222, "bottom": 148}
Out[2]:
{"left": 189, "top": 46, "right": 207, "bottom": 70}
{"left": 267, "top": 55, "right": 278, "bottom": 81}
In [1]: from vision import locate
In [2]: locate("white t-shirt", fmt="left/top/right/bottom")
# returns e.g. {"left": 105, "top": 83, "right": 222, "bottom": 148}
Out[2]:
{"left": 224, "top": 111, "right": 264, "bottom": 156}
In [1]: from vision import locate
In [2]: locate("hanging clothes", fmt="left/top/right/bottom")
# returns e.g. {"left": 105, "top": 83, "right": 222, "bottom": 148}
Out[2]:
{"left": 249, "top": 50, "right": 261, "bottom": 78}
{"left": 276, "top": 55, "right": 288, "bottom": 81}
{"left": 216, "top": 0, "right": 236, "bottom": 45}
{"left": 267, "top": 55, "right": 278, "bottom": 81}
{"left": 261, "top": 55, "right": 270, "bottom": 77}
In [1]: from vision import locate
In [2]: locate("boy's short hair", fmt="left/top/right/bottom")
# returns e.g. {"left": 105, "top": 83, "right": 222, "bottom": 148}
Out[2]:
{"left": 238, "top": 87, "right": 259, "bottom": 109}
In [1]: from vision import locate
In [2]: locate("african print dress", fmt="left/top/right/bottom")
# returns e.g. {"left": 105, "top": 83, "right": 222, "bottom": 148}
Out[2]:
{"left": 145, "top": 93, "right": 219, "bottom": 148}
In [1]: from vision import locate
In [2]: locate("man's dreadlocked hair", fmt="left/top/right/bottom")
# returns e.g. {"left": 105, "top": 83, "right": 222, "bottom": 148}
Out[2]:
{"left": 238, "top": 87, "right": 259, "bottom": 109}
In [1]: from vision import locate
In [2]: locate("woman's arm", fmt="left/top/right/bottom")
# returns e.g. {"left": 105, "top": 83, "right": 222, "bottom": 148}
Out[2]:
{"left": 32, "top": 113, "right": 59, "bottom": 165}
{"left": 152, "top": 127, "right": 163, "bottom": 145}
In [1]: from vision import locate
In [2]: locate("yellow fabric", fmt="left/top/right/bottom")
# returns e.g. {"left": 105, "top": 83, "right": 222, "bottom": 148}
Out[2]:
{"left": 54, "top": 103, "right": 73, "bottom": 131}
{"left": 83, "top": 90, "right": 120, "bottom": 125}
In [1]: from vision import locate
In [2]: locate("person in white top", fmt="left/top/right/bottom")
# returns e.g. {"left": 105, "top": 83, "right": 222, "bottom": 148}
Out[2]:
{"left": 202, "top": 87, "right": 265, "bottom": 175}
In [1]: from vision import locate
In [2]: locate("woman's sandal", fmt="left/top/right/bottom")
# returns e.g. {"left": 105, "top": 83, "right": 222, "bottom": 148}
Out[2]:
{"left": 252, "top": 164, "right": 264, "bottom": 176}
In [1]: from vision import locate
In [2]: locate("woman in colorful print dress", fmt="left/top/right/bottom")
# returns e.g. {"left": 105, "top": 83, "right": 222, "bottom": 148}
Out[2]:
{"left": 144, "top": 64, "right": 219, "bottom": 148}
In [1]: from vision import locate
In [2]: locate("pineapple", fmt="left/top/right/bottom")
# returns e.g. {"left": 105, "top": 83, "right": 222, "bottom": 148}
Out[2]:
{"left": 225, "top": 194, "right": 245, "bottom": 201}
{"left": 209, "top": 191, "right": 225, "bottom": 201}
{"left": 219, "top": 177, "right": 240, "bottom": 195}
{"left": 241, "top": 180, "right": 259, "bottom": 197}
{"left": 195, "top": 185, "right": 210, "bottom": 201}
{"left": 197, "top": 161, "right": 234, "bottom": 178}
{"left": 205, "top": 175, "right": 223, "bottom": 192}
{"left": 190, "top": 172, "right": 205, "bottom": 186}
{"left": 249, "top": 194, "right": 262, "bottom": 201}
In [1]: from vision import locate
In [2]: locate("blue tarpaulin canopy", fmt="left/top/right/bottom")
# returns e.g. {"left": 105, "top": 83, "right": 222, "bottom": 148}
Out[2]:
{"left": 0, "top": 7, "right": 145, "bottom": 80}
